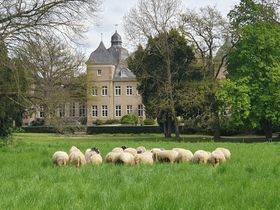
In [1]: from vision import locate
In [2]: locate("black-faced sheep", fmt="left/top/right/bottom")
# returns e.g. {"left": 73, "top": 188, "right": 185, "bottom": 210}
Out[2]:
{"left": 134, "top": 151, "right": 153, "bottom": 165}
{"left": 124, "top": 147, "right": 137, "bottom": 156}
{"left": 116, "top": 152, "right": 135, "bottom": 165}
{"left": 52, "top": 151, "right": 69, "bottom": 166}
{"left": 136, "top": 146, "right": 146, "bottom": 154}
{"left": 152, "top": 150, "right": 179, "bottom": 163}
{"left": 105, "top": 152, "right": 122, "bottom": 163}
{"left": 215, "top": 147, "right": 231, "bottom": 160}
{"left": 208, "top": 150, "right": 226, "bottom": 167}
{"left": 85, "top": 147, "right": 102, "bottom": 165}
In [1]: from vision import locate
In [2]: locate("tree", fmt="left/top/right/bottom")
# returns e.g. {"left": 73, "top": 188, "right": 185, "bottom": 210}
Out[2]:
{"left": 216, "top": 22, "right": 280, "bottom": 139}
{"left": 16, "top": 35, "right": 84, "bottom": 132}
{"left": 180, "top": 6, "right": 230, "bottom": 139}
{"left": 127, "top": 29, "right": 194, "bottom": 138}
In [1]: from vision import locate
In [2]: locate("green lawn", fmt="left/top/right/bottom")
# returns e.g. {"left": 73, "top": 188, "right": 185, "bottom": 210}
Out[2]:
{"left": 1, "top": 133, "right": 280, "bottom": 210}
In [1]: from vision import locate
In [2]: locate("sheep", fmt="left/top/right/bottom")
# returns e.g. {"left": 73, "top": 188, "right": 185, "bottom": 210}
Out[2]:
{"left": 68, "top": 146, "right": 86, "bottom": 167}
{"left": 192, "top": 150, "right": 211, "bottom": 164}
{"left": 124, "top": 147, "right": 137, "bottom": 156}
{"left": 214, "top": 147, "right": 231, "bottom": 160}
{"left": 116, "top": 152, "right": 135, "bottom": 165}
{"left": 151, "top": 148, "right": 165, "bottom": 154}
{"left": 105, "top": 152, "right": 122, "bottom": 163}
{"left": 208, "top": 150, "right": 226, "bottom": 167}
{"left": 172, "top": 148, "right": 193, "bottom": 163}
{"left": 153, "top": 150, "right": 179, "bottom": 163}
{"left": 134, "top": 151, "right": 153, "bottom": 165}
{"left": 52, "top": 151, "right": 69, "bottom": 166}
{"left": 112, "top": 147, "right": 124, "bottom": 153}
{"left": 85, "top": 147, "right": 102, "bottom": 165}
{"left": 136, "top": 146, "right": 146, "bottom": 154}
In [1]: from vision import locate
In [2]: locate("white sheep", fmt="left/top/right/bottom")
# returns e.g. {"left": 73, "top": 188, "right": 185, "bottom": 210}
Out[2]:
{"left": 208, "top": 150, "right": 226, "bottom": 167}
{"left": 136, "top": 146, "right": 146, "bottom": 154}
{"left": 85, "top": 147, "right": 102, "bottom": 165}
{"left": 112, "top": 147, "right": 124, "bottom": 153}
{"left": 134, "top": 151, "right": 153, "bottom": 165}
{"left": 124, "top": 147, "right": 137, "bottom": 156}
{"left": 105, "top": 152, "right": 122, "bottom": 163}
{"left": 116, "top": 152, "right": 135, "bottom": 165}
{"left": 52, "top": 151, "right": 69, "bottom": 166}
{"left": 192, "top": 150, "right": 211, "bottom": 164}
{"left": 214, "top": 147, "right": 231, "bottom": 160}
{"left": 69, "top": 146, "right": 86, "bottom": 167}
{"left": 153, "top": 150, "right": 179, "bottom": 163}
{"left": 172, "top": 148, "right": 193, "bottom": 163}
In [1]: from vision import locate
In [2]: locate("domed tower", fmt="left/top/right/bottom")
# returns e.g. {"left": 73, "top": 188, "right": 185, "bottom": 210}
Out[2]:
{"left": 111, "top": 30, "right": 122, "bottom": 47}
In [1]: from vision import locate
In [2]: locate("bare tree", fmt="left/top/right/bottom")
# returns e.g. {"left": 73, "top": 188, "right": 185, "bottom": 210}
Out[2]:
{"left": 124, "top": 0, "right": 183, "bottom": 139}
{"left": 0, "top": 0, "right": 101, "bottom": 49}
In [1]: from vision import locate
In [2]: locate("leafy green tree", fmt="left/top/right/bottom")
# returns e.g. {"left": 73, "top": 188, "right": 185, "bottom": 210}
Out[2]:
{"left": 216, "top": 22, "right": 280, "bottom": 139}
{"left": 128, "top": 29, "right": 195, "bottom": 138}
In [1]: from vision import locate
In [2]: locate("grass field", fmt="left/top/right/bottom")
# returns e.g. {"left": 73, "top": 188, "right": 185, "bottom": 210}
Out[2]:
{"left": 1, "top": 133, "right": 280, "bottom": 210}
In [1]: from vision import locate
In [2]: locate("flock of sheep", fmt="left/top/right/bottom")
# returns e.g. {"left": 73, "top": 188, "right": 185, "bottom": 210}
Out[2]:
{"left": 52, "top": 146, "right": 231, "bottom": 167}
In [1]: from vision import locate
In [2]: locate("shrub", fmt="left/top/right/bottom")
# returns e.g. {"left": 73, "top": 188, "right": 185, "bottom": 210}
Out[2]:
{"left": 105, "top": 119, "right": 121, "bottom": 124}
{"left": 144, "top": 118, "right": 155, "bottom": 125}
{"left": 30, "top": 118, "right": 45, "bottom": 126}
{"left": 121, "top": 114, "right": 138, "bottom": 125}
{"left": 95, "top": 119, "right": 104, "bottom": 125}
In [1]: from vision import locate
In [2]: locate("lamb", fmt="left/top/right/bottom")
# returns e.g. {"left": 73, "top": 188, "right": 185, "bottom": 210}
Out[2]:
{"left": 116, "top": 152, "right": 135, "bottom": 165}
{"left": 214, "top": 147, "right": 231, "bottom": 159}
{"left": 208, "top": 150, "right": 226, "bottom": 167}
{"left": 52, "top": 151, "right": 69, "bottom": 166}
{"left": 124, "top": 147, "right": 137, "bottom": 156}
{"left": 134, "top": 151, "right": 153, "bottom": 165}
{"left": 152, "top": 150, "right": 179, "bottom": 163}
{"left": 172, "top": 148, "right": 193, "bottom": 163}
{"left": 136, "top": 146, "right": 146, "bottom": 154}
{"left": 68, "top": 146, "right": 86, "bottom": 167}
{"left": 85, "top": 147, "right": 102, "bottom": 165}
{"left": 105, "top": 152, "right": 122, "bottom": 163}
{"left": 192, "top": 150, "right": 211, "bottom": 164}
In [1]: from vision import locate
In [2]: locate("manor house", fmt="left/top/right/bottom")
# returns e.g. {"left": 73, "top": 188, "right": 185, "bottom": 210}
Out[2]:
{"left": 86, "top": 31, "right": 144, "bottom": 125}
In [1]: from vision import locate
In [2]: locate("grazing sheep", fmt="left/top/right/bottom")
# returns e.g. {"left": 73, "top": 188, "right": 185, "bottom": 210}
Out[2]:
{"left": 124, "top": 147, "right": 137, "bottom": 156}
{"left": 52, "top": 151, "right": 69, "bottom": 166}
{"left": 85, "top": 147, "right": 102, "bottom": 165}
{"left": 151, "top": 148, "right": 165, "bottom": 154}
{"left": 215, "top": 147, "right": 231, "bottom": 160}
{"left": 172, "top": 148, "right": 193, "bottom": 163}
{"left": 192, "top": 150, "right": 211, "bottom": 164}
{"left": 136, "top": 146, "right": 146, "bottom": 154}
{"left": 208, "top": 150, "right": 226, "bottom": 167}
{"left": 153, "top": 150, "right": 179, "bottom": 163}
{"left": 112, "top": 147, "right": 124, "bottom": 153}
{"left": 116, "top": 152, "right": 135, "bottom": 165}
{"left": 69, "top": 146, "right": 86, "bottom": 167}
{"left": 105, "top": 152, "right": 122, "bottom": 163}
{"left": 134, "top": 152, "right": 153, "bottom": 165}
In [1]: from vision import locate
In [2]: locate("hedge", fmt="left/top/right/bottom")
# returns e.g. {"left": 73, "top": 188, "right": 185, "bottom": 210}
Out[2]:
{"left": 21, "top": 126, "right": 87, "bottom": 133}
{"left": 87, "top": 125, "right": 163, "bottom": 134}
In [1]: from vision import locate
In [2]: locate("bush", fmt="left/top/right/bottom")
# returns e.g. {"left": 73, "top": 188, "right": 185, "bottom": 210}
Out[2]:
{"left": 95, "top": 119, "right": 104, "bottom": 125}
{"left": 87, "top": 125, "right": 162, "bottom": 134}
{"left": 144, "top": 118, "right": 155, "bottom": 125}
{"left": 30, "top": 118, "right": 45, "bottom": 126}
{"left": 121, "top": 114, "right": 138, "bottom": 125}
{"left": 105, "top": 119, "right": 121, "bottom": 124}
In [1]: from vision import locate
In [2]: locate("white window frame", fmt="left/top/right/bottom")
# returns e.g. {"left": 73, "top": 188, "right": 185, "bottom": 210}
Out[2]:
{"left": 101, "top": 86, "right": 108, "bottom": 96}
{"left": 127, "top": 105, "right": 132, "bottom": 114}
{"left": 138, "top": 104, "right": 144, "bottom": 117}
{"left": 115, "top": 105, "right": 121, "bottom": 117}
{"left": 102, "top": 105, "right": 108, "bottom": 117}
{"left": 126, "top": 86, "right": 132, "bottom": 96}
{"left": 97, "top": 69, "right": 102, "bottom": 76}
{"left": 79, "top": 103, "right": 86, "bottom": 117}
{"left": 92, "top": 87, "right": 98, "bottom": 96}
{"left": 115, "top": 86, "right": 121, "bottom": 96}
{"left": 92, "top": 105, "right": 98, "bottom": 117}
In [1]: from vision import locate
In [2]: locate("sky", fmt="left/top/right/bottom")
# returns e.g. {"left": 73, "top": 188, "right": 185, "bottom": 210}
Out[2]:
{"left": 80, "top": 0, "right": 241, "bottom": 57}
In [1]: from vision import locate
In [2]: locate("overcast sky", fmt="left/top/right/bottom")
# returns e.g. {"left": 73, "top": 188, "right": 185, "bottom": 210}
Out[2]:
{"left": 80, "top": 0, "right": 240, "bottom": 57}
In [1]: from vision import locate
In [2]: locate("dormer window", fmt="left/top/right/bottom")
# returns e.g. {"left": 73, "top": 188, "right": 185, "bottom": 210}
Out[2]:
{"left": 97, "top": 69, "right": 102, "bottom": 76}
{"left": 120, "top": 69, "right": 128, "bottom": 78}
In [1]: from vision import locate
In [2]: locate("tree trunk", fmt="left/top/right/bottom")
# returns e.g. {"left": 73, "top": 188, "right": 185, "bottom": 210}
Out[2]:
{"left": 166, "top": 117, "right": 172, "bottom": 138}
{"left": 174, "top": 118, "right": 180, "bottom": 141}
{"left": 213, "top": 111, "right": 221, "bottom": 140}
{"left": 263, "top": 119, "right": 272, "bottom": 140}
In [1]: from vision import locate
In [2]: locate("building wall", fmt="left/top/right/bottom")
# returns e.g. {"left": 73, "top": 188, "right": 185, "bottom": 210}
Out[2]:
{"left": 86, "top": 64, "right": 144, "bottom": 125}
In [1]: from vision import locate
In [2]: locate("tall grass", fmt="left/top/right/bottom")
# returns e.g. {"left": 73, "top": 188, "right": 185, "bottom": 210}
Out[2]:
{"left": 0, "top": 133, "right": 279, "bottom": 209}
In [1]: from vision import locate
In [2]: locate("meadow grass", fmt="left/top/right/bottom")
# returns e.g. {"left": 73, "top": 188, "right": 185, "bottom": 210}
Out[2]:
{"left": 1, "top": 133, "right": 280, "bottom": 210}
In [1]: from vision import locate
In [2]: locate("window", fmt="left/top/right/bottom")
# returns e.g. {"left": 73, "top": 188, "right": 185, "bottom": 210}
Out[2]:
{"left": 79, "top": 103, "right": 86, "bottom": 117}
{"left": 97, "top": 69, "right": 102, "bottom": 76}
{"left": 102, "top": 86, "right": 108, "bottom": 96}
{"left": 92, "top": 87, "right": 98, "bottom": 96}
{"left": 127, "top": 105, "right": 132, "bottom": 114}
{"left": 58, "top": 104, "right": 65, "bottom": 118}
{"left": 39, "top": 105, "right": 44, "bottom": 118}
{"left": 92, "top": 105, "right": 98, "bottom": 117}
{"left": 115, "top": 105, "right": 121, "bottom": 117}
{"left": 102, "top": 105, "right": 108, "bottom": 117}
{"left": 115, "top": 86, "right": 121, "bottom": 96}
{"left": 138, "top": 104, "right": 144, "bottom": 117}
{"left": 120, "top": 69, "right": 128, "bottom": 77}
{"left": 126, "top": 86, "right": 132, "bottom": 95}
{"left": 70, "top": 103, "right": 76, "bottom": 117}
